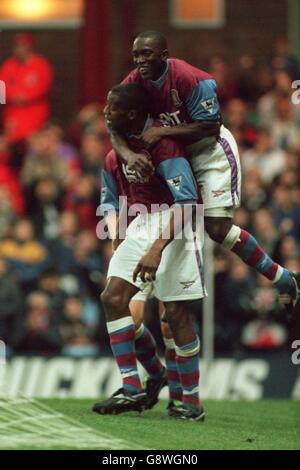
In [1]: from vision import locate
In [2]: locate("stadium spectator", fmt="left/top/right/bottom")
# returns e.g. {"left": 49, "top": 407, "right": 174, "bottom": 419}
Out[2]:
{"left": 46, "top": 211, "right": 78, "bottom": 276}
{"left": 66, "top": 103, "right": 108, "bottom": 150}
{"left": 63, "top": 173, "right": 98, "bottom": 230}
{"left": 59, "top": 296, "right": 100, "bottom": 357}
{"left": 80, "top": 132, "right": 106, "bottom": 181}
{"left": 270, "top": 185, "right": 300, "bottom": 241}
{"left": 0, "top": 218, "right": 49, "bottom": 292}
{"left": 26, "top": 177, "right": 62, "bottom": 240}
{"left": 278, "top": 236, "right": 300, "bottom": 262}
{"left": 73, "top": 229, "right": 103, "bottom": 298}
{"left": 236, "top": 54, "right": 260, "bottom": 105}
{"left": 251, "top": 208, "right": 280, "bottom": 256}
{"left": 224, "top": 98, "right": 258, "bottom": 150}
{"left": 257, "top": 69, "right": 300, "bottom": 127}
{"left": 240, "top": 276, "right": 288, "bottom": 350}
{"left": 271, "top": 36, "right": 300, "bottom": 81}
{"left": 208, "top": 55, "right": 238, "bottom": 107}
{"left": 41, "top": 123, "right": 80, "bottom": 187}
{"left": 0, "top": 33, "right": 53, "bottom": 143}
{"left": 37, "top": 268, "right": 67, "bottom": 318}
{"left": 21, "top": 128, "right": 68, "bottom": 192}
{"left": 0, "top": 258, "right": 23, "bottom": 346}
{"left": 242, "top": 128, "right": 286, "bottom": 184}
{"left": 269, "top": 93, "right": 300, "bottom": 150}
{"left": 0, "top": 136, "right": 24, "bottom": 215}
{"left": 216, "top": 257, "right": 256, "bottom": 352}
{"left": 0, "top": 186, "right": 18, "bottom": 240}
{"left": 256, "top": 65, "right": 274, "bottom": 97}
{"left": 12, "top": 291, "right": 61, "bottom": 355}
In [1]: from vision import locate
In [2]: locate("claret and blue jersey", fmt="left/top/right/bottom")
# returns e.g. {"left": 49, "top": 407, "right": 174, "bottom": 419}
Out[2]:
{"left": 101, "top": 119, "right": 199, "bottom": 213}
{"left": 123, "top": 58, "right": 221, "bottom": 128}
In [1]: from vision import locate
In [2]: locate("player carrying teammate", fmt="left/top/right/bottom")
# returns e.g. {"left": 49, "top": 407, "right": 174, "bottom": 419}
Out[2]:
{"left": 92, "top": 83, "right": 205, "bottom": 421}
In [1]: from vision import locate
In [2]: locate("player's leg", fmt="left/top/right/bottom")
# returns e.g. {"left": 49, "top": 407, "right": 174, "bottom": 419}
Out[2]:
{"left": 205, "top": 214, "right": 296, "bottom": 291}
{"left": 204, "top": 213, "right": 300, "bottom": 316}
{"left": 164, "top": 301, "right": 204, "bottom": 421}
{"left": 93, "top": 225, "right": 152, "bottom": 415}
{"left": 92, "top": 276, "right": 147, "bottom": 414}
{"left": 159, "top": 303, "right": 183, "bottom": 410}
{"left": 101, "top": 276, "right": 140, "bottom": 393}
{"left": 130, "top": 297, "right": 167, "bottom": 408}
{"left": 190, "top": 125, "right": 300, "bottom": 316}
{"left": 129, "top": 298, "right": 144, "bottom": 329}
{"left": 153, "top": 234, "right": 205, "bottom": 421}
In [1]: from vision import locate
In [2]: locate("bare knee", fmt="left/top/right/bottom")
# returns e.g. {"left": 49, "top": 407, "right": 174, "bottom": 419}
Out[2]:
{"left": 204, "top": 217, "right": 233, "bottom": 244}
{"left": 160, "top": 319, "right": 173, "bottom": 339}
{"left": 101, "top": 288, "right": 129, "bottom": 321}
{"left": 164, "top": 302, "right": 195, "bottom": 346}
{"left": 129, "top": 300, "right": 145, "bottom": 329}
{"left": 164, "top": 302, "right": 188, "bottom": 334}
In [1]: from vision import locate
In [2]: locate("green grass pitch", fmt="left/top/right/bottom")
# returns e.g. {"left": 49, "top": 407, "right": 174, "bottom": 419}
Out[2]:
{"left": 1, "top": 399, "right": 299, "bottom": 450}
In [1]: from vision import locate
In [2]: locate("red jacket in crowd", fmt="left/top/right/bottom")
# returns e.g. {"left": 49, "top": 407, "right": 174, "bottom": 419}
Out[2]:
{"left": 0, "top": 53, "right": 53, "bottom": 142}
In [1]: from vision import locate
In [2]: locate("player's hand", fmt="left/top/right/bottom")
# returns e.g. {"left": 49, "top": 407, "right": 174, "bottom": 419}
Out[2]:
{"left": 112, "top": 237, "right": 123, "bottom": 252}
{"left": 142, "top": 126, "right": 165, "bottom": 147}
{"left": 133, "top": 249, "right": 162, "bottom": 283}
{"left": 199, "top": 121, "right": 220, "bottom": 138}
{"left": 127, "top": 151, "right": 154, "bottom": 179}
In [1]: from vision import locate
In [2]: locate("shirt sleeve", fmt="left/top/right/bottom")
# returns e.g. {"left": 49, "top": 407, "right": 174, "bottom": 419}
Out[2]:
{"left": 101, "top": 154, "right": 119, "bottom": 213}
{"left": 121, "top": 69, "right": 140, "bottom": 85}
{"left": 185, "top": 79, "right": 220, "bottom": 122}
{"left": 157, "top": 157, "right": 198, "bottom": 204}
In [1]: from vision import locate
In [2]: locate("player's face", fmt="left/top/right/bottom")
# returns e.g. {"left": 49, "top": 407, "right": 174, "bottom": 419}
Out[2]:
{"left": 104, "top": 92, "right": 130, "bottom": 132}
{"left": 132, "top": 37, "right": 167, "bottom": 80}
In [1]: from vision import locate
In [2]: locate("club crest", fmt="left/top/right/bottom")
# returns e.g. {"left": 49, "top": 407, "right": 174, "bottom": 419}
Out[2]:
{"left": 167, "top": 175, "right": 182, "bottom": 190}
{"left": 171, "top": 89, "right": 182, "bottom": 108}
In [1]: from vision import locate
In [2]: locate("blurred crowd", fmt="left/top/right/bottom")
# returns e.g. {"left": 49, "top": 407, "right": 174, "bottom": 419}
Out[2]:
{"left": 0, "top": 35, "right": 300, "bottom": 357}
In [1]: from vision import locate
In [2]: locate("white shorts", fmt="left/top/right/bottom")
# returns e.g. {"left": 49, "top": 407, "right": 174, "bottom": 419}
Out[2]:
{"left": 132, "top": 283, "right": 154, "bottom": 302}
{"left": 187, "top": 125, "right": 241, "bottom": 215}
{"left": 107, "top": 210, "right": 206, "bottom": 302}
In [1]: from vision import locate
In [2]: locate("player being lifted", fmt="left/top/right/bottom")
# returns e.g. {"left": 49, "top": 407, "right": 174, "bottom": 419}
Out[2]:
{"left": 92, "top": 83, "right": 205, "bottom": 421}
{"left": 111, "top": 30, "right": 300, "bottom": 317}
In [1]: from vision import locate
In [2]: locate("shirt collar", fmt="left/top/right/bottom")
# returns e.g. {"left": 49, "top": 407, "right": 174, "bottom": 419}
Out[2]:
{"left": 149, "top": 59, "right": 169, "bottom": 88}
{"left": 127, "top": 115, "right": 153, "bottom": 139}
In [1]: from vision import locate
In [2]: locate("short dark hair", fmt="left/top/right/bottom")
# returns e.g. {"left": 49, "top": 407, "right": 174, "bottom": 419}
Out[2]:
{"left": 135, "top": 30, "right": 167, "bottom": 51}
{"left": 110, "top": 83, "right": 151, "bottom": 116}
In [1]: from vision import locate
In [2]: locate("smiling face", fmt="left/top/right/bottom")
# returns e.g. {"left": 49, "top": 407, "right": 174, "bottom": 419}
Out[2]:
{"left": 104, "top": 91, "right": 132, "bottom": 133}
{"left": 132, "top": 36, "right": 168, "bottom": 80}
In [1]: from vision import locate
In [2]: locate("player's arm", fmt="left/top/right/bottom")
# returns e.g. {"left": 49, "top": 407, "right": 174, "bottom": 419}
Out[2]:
{"left": 133, "top": 157, "right": 197, "bottom": 282}
{"left": 100, "top": 167, "right": 121, "bottom": 250}
{"left": 142, "top": 121, "right": 220, "bottom": 147}
{"left": 142, "top": 79, "right": 221, "bottom": 147}
{"left": 110, "top": 132, "right": 154, "bottom": 178}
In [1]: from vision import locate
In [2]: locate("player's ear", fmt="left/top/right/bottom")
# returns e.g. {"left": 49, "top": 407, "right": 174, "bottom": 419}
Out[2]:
{"left": 161, "top": 48, "right": 168, "bottom": 61}
{"left": 128, "top": 109, "right": 137, "bottom": 120}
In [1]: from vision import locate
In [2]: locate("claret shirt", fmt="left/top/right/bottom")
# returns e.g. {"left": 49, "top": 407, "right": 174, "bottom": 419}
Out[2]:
{"left": 123, "top": 58, "right": 221, "bottom": 128}
{"left": 101, "top": 118, "right": 199, "bottom": 213}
